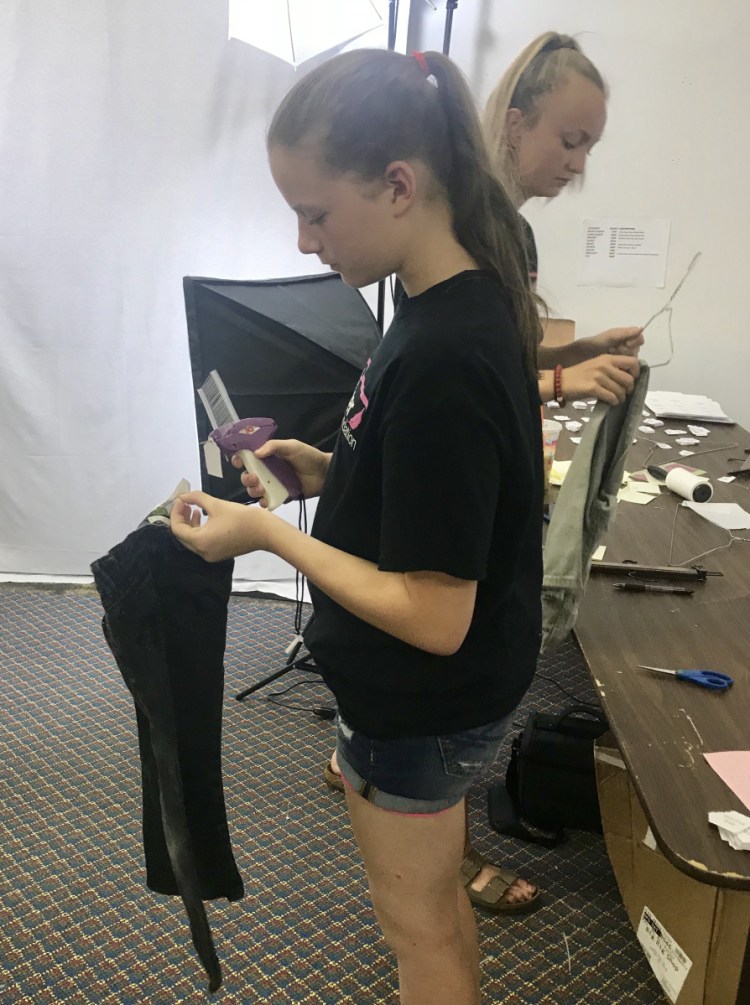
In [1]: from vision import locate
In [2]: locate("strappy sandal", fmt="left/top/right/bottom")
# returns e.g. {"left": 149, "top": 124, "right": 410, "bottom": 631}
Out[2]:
{"left": 323, "top": 761, "right": 345, "bottom": 793}
{"left": 460, "top": 848, "right": 541, "bottom": 914}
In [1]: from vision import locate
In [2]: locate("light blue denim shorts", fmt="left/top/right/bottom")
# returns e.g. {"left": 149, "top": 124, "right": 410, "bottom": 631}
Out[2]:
{"left": 335, "top": 710, "right": 515, "bottom": 815}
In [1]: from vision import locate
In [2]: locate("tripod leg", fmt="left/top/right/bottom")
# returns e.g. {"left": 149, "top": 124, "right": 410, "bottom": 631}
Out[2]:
{"left": 234, "top": 654, "right": 321, "bottom": 702}
{"left": 235, "top": 664, "right": 295, "bottom": 701}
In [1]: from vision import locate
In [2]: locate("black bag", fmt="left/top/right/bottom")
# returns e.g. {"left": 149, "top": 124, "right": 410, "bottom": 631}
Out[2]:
{"left": 487, "top": 704, "right": 609, "bottom": 848}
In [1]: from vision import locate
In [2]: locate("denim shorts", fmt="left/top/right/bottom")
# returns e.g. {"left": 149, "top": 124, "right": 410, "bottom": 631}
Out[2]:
{"left": 335, "top": 711, "right": 515, "bottom": 815}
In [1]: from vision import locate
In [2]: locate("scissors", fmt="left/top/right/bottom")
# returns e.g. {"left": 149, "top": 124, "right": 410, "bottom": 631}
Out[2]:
{"left": 637, "top": 666, "right": 734, "bottom": 691}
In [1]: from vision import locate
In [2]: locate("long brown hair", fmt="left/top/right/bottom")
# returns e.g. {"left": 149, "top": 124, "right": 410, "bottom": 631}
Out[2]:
{"left": 268, "top": 48, "right": 541, "bottom": 378}
{"left": 483, "top": 32, "right": 607, "bottom": 205}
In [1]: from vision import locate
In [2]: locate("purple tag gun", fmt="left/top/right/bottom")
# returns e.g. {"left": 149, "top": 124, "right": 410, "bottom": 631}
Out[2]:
{"left": 210, "top": 418, "right": 302, "bottom": 511}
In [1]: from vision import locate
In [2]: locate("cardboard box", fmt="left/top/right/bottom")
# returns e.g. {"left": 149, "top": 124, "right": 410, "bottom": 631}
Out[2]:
{"left": 595, "top": 734, "right": 750, "bottom": 1005}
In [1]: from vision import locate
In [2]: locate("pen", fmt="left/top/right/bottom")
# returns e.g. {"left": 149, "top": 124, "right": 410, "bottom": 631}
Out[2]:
{"left": 614, "top": 582, "right": 694, "bottom": 596}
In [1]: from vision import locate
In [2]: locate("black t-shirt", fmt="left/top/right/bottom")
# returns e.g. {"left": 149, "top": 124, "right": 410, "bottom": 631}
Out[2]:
{"left": 304, "top": 270, "right": 543, "bottom": 739}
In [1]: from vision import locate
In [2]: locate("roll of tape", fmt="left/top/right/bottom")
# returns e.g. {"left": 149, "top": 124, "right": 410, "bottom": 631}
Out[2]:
{"left": 665, "top": 467, "right": 713, "bottom": 502}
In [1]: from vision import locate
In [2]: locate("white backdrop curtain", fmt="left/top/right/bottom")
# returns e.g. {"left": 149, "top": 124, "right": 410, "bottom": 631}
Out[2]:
{"left": 0, "top": 0, "right": 399, "bottom": 587}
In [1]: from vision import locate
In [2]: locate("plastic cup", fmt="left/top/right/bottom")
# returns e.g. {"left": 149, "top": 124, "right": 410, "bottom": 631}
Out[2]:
{"left": 541, "top": 419, "right": 563, "bottom": 503}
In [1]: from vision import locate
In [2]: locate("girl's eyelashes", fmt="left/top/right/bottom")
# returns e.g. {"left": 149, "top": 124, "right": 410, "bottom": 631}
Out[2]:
{"left": 308, "top": 212, "right": 327, "bottom": 225}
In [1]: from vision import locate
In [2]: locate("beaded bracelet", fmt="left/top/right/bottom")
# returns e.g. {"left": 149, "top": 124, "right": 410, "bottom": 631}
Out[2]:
{"left": 553, "top": 364, "right": 565, "bottom": 406}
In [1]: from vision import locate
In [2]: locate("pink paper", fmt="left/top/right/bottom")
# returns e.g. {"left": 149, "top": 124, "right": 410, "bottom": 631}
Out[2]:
{"left": 704, "top": 752, "right": 750, "bottom": 813}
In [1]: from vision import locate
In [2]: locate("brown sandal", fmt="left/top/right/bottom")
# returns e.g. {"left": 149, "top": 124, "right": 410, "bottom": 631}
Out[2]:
{"left": 460, "top": 849, "right": 541, "bottom": 914}
{"left": 323, "top": 760, "right": 345, "bottom": 793}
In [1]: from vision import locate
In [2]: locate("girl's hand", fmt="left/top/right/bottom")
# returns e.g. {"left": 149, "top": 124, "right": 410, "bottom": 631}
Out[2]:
{"left": 170, "top": 491, "right": 273, "bottom": 562}
{"left": 560, "top": 355, "right": 640, "bottom": 406}
{"left": 576, "top": 327, "right": 644, "bottom": 360}
{"left": 232, "top": 439, "right": 332, "bottom": 505}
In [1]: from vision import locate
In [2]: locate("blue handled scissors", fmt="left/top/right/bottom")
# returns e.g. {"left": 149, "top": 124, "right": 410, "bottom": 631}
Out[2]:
{"left": 637, "top": 665, "right": 734, "bottom": 691}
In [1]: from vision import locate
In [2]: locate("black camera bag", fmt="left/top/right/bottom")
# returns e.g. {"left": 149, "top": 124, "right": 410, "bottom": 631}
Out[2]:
{"left": 487, "top": 704, "right": 609, "bottom": 847}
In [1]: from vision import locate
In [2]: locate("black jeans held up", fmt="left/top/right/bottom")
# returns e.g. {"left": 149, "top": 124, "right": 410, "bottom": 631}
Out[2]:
{"left": 92, "top": 522, "right": 244, "bottom": 993}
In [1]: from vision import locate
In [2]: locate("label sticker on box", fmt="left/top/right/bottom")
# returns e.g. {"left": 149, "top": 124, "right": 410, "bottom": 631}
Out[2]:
{"left": 636, "top": 907, "right": 692, "bottom": 1003}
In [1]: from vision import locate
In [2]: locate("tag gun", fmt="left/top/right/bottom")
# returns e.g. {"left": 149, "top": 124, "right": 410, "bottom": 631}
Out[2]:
{"left": 210, "top": 418, "right": 302, "bottom": 510}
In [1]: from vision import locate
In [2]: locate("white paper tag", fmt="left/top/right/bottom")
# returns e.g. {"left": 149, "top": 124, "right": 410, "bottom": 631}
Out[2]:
{"left": 643, "top": 827, "right": 657, "bottom": 851}
{"left": 203, "top": 438, "right": 224, "bottom": 478}
{"left": 636, "top": 907, "right": 692, "bottom": 1003}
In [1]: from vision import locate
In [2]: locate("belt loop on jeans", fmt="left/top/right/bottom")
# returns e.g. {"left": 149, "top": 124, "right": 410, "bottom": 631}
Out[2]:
{"left": 359, "top": 781, "right": 376, "bottom": 801}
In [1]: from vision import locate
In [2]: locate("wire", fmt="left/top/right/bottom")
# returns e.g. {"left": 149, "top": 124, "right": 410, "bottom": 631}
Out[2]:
{"left": 643, "top": 252, "right": 701, "bottom": 369}
{"left": 264, "top": 675, "right": 334, "bottom": 715}
{"left": 535, "top": 673, "right": 590, "bottom": 704}
{"left": 293, "top": 499, "right": 309, "bottom": 636}
{"left": 638, "top": 439, "right": 740, "bottom": 474}
{"left": 667, "top": 500, "right": 750, "bottom": 567}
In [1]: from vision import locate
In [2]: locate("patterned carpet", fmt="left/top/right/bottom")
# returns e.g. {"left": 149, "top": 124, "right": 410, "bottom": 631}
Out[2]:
{"left": 0, "top": 586, "right": 665, "bottom": 1004}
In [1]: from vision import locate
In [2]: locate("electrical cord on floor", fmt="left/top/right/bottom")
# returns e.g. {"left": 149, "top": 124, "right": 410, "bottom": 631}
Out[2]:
{"left": 264, "top": 676, "right": 335, "bottom": 717}
{"left": 534, "top": 672, "right": 590, "bottom": 705}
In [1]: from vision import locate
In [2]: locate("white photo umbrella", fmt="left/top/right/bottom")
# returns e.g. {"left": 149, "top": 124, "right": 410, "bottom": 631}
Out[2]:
{"left": 228, "top": 0, "right": 384, "bottom": 68}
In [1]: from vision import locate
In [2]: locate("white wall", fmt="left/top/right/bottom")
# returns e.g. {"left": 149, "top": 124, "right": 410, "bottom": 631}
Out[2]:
{"left": 413, "top": 1, "right": 750, "bottom": 427}
{"left": 0, "top": 0, "right": 401, "bottom": 581}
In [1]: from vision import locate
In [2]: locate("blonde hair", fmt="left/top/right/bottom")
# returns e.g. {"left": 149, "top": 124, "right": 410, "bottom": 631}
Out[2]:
{"left": 483, "top": 33, "right": 607, "bottom": 204}
{"left": 268, "top": 48, "right": 542, "bottom": 378}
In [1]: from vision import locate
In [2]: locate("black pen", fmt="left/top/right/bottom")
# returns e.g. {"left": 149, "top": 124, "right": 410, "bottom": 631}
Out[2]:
{"left": 614, "top": 582, "right": 694, "bottom": 596}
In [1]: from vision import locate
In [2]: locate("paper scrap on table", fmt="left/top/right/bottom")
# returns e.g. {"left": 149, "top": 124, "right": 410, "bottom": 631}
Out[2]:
{"left": 570, "top": 436, "right": 582, "bottom": 445}
{"left": 679, "top": 450, "right": 694, "bottom": 457}
{"left": 554, "top": 415, "right": 571, "bottom": 422}
{"left": 582, "top": 416, "right": 590, "bottom": 422}
{"left": 591, "top": 545, "right": 607, "bottom": 561}
{"left": 619, "top": 470, "right": 661, "bottom": 500}
{"left": 682, "top": 501, "right": 750, "bottom": 530}
{"left": 565, "top": 421, "right": 582, "bottom": 432}
{"left": 665, "top": 428, "right": 688, "bottom": 435}
{"left": 704, "top": 752, "right": 750, "bottom": 814}
{"left": 572, "top": 401, "right": 589, "bottom": 410}
{"left": 630, "top": 468, "right": 661, "bottom": 486}
{"left": 549, "top": 459, "right": 572, "bottom": 486}
{"left": 643, "top": 417, "right": 664, "bottom": 427}
{"left": 687, "top": 425, "right": 709, "bottom": 437}
{"left": 547, "top": 400, "right": 560, "bottom": 409}
{"left": 676, "top": 437, "right": 700, "bottom": 446}
{"left": 638, "top": 425, "right": 654, "bottom": 434}
{"left": 719, "top": 475, "right": 736, "bottom": 484}
{"left": 656, "top": 442, "right": 671, "bottom": 450}
{"left": 618, "top": 484, "right": 656, "bottom": 505}
{"left": 586, "top": 399, "right": 596, "bottom": 405}
{"left": 708, "top": 811, "right": 750, "bottom": 851}
{"left": 631, "top": 481, "right": 661, "bottom": 496}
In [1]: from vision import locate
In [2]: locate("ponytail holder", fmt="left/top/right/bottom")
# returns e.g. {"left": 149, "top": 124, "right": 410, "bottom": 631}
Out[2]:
{"left": 412, "top": 51, "right": 438, "bottom": 88}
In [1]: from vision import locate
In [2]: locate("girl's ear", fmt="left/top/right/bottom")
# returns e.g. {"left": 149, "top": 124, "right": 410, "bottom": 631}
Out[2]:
{"left": 384, "top": 161, "right": 418, "bottom": 216}
{"left": 505, "top": 107, "right": 526, "bottom": 150}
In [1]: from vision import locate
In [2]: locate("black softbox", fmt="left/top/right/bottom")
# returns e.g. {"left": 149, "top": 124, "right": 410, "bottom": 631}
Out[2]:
{"left": 184, "top": 272, "right": 382, "bottom": 504}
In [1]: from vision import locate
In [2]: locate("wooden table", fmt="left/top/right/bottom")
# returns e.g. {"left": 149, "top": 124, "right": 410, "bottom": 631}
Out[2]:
{"left": 559, "top": 413, "right": 750, "bottom": 1000}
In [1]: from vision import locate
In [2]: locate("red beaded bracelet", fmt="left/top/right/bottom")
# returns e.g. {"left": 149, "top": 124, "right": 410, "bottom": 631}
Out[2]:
{"left": 553, "top": 364, "right": 565, "bottom": 406}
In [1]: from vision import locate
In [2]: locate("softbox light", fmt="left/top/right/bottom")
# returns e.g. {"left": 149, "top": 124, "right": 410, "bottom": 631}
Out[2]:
{"left": 184, "top": 272, "right": 381, "bottom": 503}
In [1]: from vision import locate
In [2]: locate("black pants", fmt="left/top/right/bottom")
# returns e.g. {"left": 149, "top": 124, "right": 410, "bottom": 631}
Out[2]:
{"left": 92, "top": 522, "right": 244, "bottom": 992}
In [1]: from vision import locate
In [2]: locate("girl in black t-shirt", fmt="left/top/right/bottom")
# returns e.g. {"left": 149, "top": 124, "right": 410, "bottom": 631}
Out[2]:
{"left": 172, "top": 49, "right": 543, "bottom": 1005}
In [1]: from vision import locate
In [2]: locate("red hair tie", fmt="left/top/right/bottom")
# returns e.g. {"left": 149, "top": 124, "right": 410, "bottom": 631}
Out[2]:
{"left": 412, "top": 51, "right": 430, "bottom": 76}
{"left": 411, "top": 51, "right": 438, "bottom": 88}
